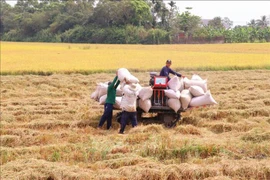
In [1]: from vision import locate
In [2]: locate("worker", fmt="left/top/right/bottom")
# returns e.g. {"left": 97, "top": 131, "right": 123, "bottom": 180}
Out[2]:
{"left": 97, "top": 72, "right": 120, "bottom": 130}
{"left": 119, "top": 83, "right": 139, "bottom": 134}
{"left": 160, "top": 59, "right": 182, "bottom": 81}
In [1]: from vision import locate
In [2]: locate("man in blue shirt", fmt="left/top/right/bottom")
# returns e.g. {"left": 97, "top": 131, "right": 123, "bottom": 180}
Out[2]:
{"left": 160, "top": 60, "right": 182, "bottom": 81}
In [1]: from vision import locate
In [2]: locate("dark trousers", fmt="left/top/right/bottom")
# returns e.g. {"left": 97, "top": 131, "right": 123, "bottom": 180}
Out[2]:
{"left": 98, "top": 103, "right": 113, "bottom": 129}
{"left": 119, "top": 111, "right": 138, "bottom": 133}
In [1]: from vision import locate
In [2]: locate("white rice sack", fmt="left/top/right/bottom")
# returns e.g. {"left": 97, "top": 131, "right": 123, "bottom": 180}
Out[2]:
{"left": 168, "top": 98, "right": 181, "bottom": 113}
{"left": 128, "top": 74, "right": 139, "bottom": 83}
{"left": 180, "top": 89, "right": 192, "bottom": 109}
{"left": 168, "top": 76, "right": 180, "bottom": 91}
{"left": 118, "top": 68, "right": 131, "bottom": 82}
{"left": 189, "top": 90, "right": 218, "bottom": 107}
{"left": 179, "top": 77, "right": 184, "bottom": 92}
{"left": 191, "top": 74, "right": 203, "bottom": 81}
{"left": 189, "top": 85, "right": 205, "bottom": 97}
{"left": 99, "top": 95, "right": 107, "bottom": 105}
{"left": 120, "top": 81, "right": 126, "bottom": 91}
{"left": 139, "top": 86, "right": 153, "bottom": 101}
{"left": 137, "top": 83, "right": 142, "bottom": 92}
{"left": 120, "top": 95, "right": 137, "bottom": 112}
{"left": 120, "top": 84, "right": 139, "bottom": 112}
{"left": 116, "top": 86, "right": 123, "bottom": 96}
{"left": 122, "top": 84, "right": 140, "bottom": 96}
{"left": 164, "top": 89, "right": 181, "bottom": 99}
{"left": 90, "top": 90, "right": 99, "bottom": 101}
{"left": 139, "top": 99, "right": 151, "bottom": 113}
{"left": 184, "top": 78, "right": 207, "bottom": 92}
{"left": 97, "top": 83, "right": 108, "bottom": 98}
{"left": 113, "top": 97, "right": 122, "bottom": 109}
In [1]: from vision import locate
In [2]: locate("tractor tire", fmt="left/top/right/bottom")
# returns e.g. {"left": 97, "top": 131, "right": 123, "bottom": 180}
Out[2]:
{"left": 158, "top": 113, "right": 180, "bottom": 128}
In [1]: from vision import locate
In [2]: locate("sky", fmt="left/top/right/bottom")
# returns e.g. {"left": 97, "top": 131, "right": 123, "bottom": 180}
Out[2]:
{"left": 171, "top": 1, "right": 270, "bottom": 26}
{"left": 5, "top": 0, "right": 270, "bottom": 27}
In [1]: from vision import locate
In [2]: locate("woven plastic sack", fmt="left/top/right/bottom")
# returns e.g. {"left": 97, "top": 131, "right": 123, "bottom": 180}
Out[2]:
{"left": 129, "top": 74, "right": 139, "bottom": 83}
{"left": 116, "top": 86, "right": 123, "bottom": 96}
{"left": 191, "top": 74, "right": 203, "bottom": 81}
{"left": 97, "top": 83, "right": 108, "bottom": 98}
{"left": 180, "top": 89, "right": 192, "bottom": 110}
{"left": 189, "top": 90, "right": 217, "bottom": 107}
{"left": 113, "top": 97, "right": 122, "bottom": 109}
{"left": 90, "top": 90, "right": 99, "bottom": 101}
{"left": 118, "top": 68, "right": 131, "bottom": 82}
{"left": 168, "top": 98, "right": 181, "bottom": 113}
{"left": 139, "top": 99, "right": 151, "bottom": 113}
{"left": 184, "top": 78, "right": 207, "bottom": 92}
{"left": 179, "top": 77, "right": 184, "bottom": 92}
{"left": 168, "top": 76, "right": 180, "bottom": 91}
{"left": 99, "top": 95, "right": 107, "bottom": 105}
{"left": 164, "top": 89, "right": 181, "bottom": 99}
{"left": 121, "top": 84, "right": 139, "bottom": 112}
{"left": 189, "top": 85, "right": 205, "bottom": 97}
{"left": 139, "top": 86, "right": 153, "bottom": 101}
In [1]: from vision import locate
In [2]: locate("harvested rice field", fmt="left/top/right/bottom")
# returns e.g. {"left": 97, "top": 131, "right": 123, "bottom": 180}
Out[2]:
{"left": 1, "top": 70, "right": 270, "bottom": 179}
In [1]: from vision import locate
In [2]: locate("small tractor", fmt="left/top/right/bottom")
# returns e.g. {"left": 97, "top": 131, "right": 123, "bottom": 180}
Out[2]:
{"left": 136, "top": 72, "right": 185, "bottom": 128}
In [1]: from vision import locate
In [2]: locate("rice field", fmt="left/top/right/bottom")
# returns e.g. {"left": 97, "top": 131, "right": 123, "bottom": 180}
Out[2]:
{"left": 1, "top": 42, "right": 270, "bottom": 74}
{"left": 1, "top": 42, "right": 270, "bottom": 179}
{"left": 1, "top": 70, "right": 270, "bottom": 179}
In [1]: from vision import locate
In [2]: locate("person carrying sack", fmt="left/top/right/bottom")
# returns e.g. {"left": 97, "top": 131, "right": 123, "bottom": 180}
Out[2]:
{"left": 97, "top": 72, "right": 120, "bottom": 130}
{"left": 119, "top": 83, "right": 139, "bottom": 134}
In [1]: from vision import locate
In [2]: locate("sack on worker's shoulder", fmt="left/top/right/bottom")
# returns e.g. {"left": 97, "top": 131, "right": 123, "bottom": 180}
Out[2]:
{"left": 118, "top": 68, "right": 131, "bottom": 82}
{"left": 129, "top": 74, "right": 139, "bottom": 84}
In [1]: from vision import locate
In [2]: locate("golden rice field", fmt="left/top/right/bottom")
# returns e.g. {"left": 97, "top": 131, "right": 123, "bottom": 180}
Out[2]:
{"left": 1, "top": 42, "right": 270, "bottom": 179}
{"left": 1, "top": 42, "right": 270, "bottom": 74}
{"left": 1, "top": 71, "right": 270, "bottom": 179}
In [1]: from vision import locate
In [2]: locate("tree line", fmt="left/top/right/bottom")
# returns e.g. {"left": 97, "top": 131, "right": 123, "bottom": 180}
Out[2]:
{"left": 1, "top": 0, "right": 270, "bottom": 44}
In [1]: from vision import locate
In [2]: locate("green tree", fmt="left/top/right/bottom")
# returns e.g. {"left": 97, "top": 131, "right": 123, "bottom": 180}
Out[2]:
{"left": 247, "top": 19, "right": 257, "bottom": 28}
{"left": 222, "top": 17, "right": 233, "bottom": 29}
{"left": 175, "top": 7, "right": 201, "bottom": 36}
{"left": 208, "top": 16, "right": 224, "bottom": 29}
{"left": 256, "top": 15, "right": 269, "bottom": 28}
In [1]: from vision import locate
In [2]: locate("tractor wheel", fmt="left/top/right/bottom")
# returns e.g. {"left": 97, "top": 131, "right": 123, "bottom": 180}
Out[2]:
{"left": 159, "top": 113, "right": 180, "bottom": 128}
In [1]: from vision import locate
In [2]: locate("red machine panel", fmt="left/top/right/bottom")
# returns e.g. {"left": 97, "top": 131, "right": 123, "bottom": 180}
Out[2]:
{"left": 153, "top": 76, "right": 168, "bottom": 89}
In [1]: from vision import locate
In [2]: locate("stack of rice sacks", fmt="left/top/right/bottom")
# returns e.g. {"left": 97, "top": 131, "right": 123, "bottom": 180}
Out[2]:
{"left": 164, "top": 74, "right": 217, "bottom": 112}
{"left": 90, "top": 68, "right": 153, "bottom": 113}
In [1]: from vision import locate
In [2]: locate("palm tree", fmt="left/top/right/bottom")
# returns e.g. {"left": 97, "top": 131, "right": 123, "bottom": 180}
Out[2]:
{"left": 247, "top": 19, "right": 256, "bottom": 28}
{"left": 256, "top": 15, "right": 269, "bottom": 28}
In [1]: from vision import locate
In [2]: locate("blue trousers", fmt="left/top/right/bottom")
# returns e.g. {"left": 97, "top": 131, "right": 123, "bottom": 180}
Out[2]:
{"left": 98, "top": 103, "right": 113, "bottom": 129}
{"left": 119, "top": 111, "right": 138, "bottom": 133}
